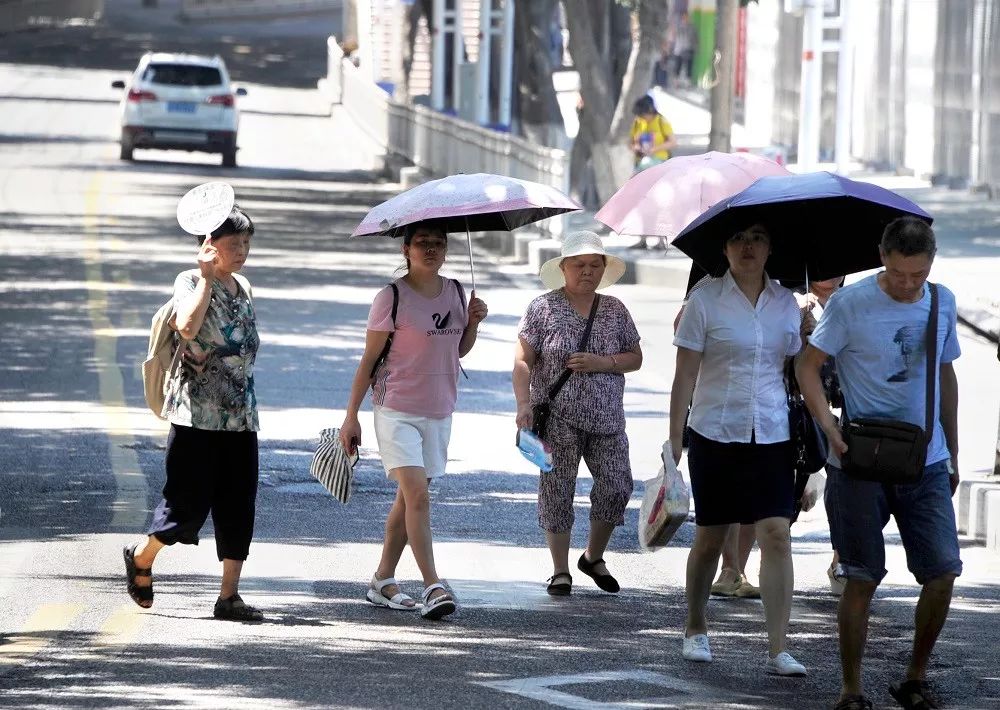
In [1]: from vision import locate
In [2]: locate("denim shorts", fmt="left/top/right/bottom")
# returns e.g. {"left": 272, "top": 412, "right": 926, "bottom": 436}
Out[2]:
{"left": 825, "top": 459, "right": 962, "bottom": 585}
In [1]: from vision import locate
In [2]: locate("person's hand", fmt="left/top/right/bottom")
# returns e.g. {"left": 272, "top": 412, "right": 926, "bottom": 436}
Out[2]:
{"left": 197, "top": 235, "right": 218, "bottom": 279}
{"left": 823, "top": 420, "right": 848, "bottom": 456}
{"left": 799, "top": 473, "right": 824, "bottom": 512}
{"left": 467, "top": 290, "right": 488, "bottom": 326}
{"left": 949, "top": 457, "right": 960, "bottom": 496}
{"left": 670, "top": 436, "right": 682, "bottom": 465}
{"left": 566, "top": 352, "right": 607, "bottom": 373}
{"left": 515, "top": 402, "right": 533, "bottom": 430}
{"left": 800, "top": 310, "right": 817, "bottom": 337}
{"left": 339, "top": 416, "right": 361, "bottom": 455}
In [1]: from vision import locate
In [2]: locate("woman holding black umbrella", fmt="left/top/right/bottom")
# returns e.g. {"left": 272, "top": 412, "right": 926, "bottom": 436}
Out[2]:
{"left": 670, "top": 223, "right": 809, "bottom": 675}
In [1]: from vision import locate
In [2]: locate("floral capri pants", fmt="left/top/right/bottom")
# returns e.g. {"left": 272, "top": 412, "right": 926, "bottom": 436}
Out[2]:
{"left": 538, "top": 415, "right": 634, "bottom": 533}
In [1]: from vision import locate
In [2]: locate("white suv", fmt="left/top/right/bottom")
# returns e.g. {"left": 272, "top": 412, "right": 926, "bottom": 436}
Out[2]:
{"left": 112, "top": 53, "right": 246, "bottom": 167}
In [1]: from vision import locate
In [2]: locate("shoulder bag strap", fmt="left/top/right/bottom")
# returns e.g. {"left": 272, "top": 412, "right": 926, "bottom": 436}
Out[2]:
{"left": 924, "top": 282, "right": 938, "bottom": 438}
{"left": 369, "top": 283, "right": 399, "bottom": 379}
{"left": 547, "top": 294, "right": 601, "bottom": 402}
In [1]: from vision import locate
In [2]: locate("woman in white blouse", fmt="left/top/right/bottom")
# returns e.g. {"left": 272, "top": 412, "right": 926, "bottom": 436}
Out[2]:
{"left": 669, "top": 223, "right": 808, "bottom": 677}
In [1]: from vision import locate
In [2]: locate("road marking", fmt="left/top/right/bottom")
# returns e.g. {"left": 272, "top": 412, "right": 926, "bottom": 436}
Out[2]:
{"left": 475, "top": 669, "right": 714, "bottom": 709}
{"left": 97, "top": 605, "right": 143, "bottom": 646}
{"left": 83, "top": 174, "right": 149, "bottom": 529}
{"left": 0, "top": 604, "right": 85, "bottom": 664}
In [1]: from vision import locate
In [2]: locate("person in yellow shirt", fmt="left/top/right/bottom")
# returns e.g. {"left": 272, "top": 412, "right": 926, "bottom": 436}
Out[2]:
{"left": 628, "top": 95, "right": 677, "bottom": 249}
{"left": 629, "top": 95, "right": 676, "bottom": 171}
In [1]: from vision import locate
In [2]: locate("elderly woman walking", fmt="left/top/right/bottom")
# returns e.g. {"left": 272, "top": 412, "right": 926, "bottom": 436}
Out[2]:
{"left": 513, "top": 231, "right": 642, "bottom": 596}
{"left": 338, "top": 221, "right": 488, "bottom": 620}
{"left": 670, "top": 223, "right": 809, "bottom": 675}
{"left": 123, "top": 205, "right": 264, "bottom": 621}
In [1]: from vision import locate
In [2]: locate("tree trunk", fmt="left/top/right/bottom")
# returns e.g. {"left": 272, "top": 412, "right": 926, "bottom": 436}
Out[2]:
{"left": 514, "top": 0, "right": 563, "bottom": 147}
{"left": 400, "top": 0, "right": 432, "bottom": 102}
{"left": 709, "top": 0, "right": 739, "bottom": 152}
{"left": 564, "top": 0, "right": 668, "bottom": 204}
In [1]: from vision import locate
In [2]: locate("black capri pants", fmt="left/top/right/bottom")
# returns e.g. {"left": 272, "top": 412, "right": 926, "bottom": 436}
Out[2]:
{"left": 686, "top": 428, "right": 795, "bottom": 526}
{"left": 148, "top": 424, "right": 259, "bottom": 561}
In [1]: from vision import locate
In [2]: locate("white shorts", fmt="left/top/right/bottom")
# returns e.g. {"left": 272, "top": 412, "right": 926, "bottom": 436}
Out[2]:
{"left": 372, "top": 406, "right": 453, "bottom": 479}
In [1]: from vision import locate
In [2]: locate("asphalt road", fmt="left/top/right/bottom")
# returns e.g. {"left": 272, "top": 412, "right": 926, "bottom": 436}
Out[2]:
{"left": 1, "top": 5, "right": 999, "bottom": 710}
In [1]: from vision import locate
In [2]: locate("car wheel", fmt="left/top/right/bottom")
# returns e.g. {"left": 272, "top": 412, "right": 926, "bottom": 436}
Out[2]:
{"left": 221, "top": 146, "right": 237, "bottom": 168}
{"left": 119, "top": 140, "right": 134, "bottom": 161}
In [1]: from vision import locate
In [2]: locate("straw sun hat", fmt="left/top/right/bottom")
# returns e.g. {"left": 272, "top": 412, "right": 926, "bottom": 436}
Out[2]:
{"left": 538, "top": 231, "right": 627, "bottom": 290}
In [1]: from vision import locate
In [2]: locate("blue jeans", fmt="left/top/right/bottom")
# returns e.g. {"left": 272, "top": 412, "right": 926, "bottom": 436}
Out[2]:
{"left": 825, "top": 459, "right": 962, "bottom": 584}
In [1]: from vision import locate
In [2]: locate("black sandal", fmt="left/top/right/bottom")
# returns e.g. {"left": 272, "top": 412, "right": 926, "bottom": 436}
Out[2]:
{"left": 214, "top": 594, "right": 264, "bottom": 622}
{"left": 577, "top": 553, "right": 620, "bottom": 593}
{"left": 889, "top": 680, "right": 941, "bottom": 710}
{"left": 833, "top": 695, "right": 873, "bottom": 710}
{"left": 123, "top": 544, "right": 153, "bottom": 609}
{"left": 546, "top": 573, "right": 572, "bottom": 596}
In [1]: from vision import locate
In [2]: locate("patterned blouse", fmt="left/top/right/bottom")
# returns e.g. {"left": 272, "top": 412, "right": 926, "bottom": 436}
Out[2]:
{"left": 518, "top": 289, "right": 640, "bottom": 435}
{"left": 163, "top": 270, "right": 259, "bottom": 432}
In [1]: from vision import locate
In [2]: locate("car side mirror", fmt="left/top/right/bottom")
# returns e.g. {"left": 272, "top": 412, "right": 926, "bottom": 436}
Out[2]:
{"left": 235, "top": 87, "right": 247, "bottom": 96}
{"left": 111, "top": 80, "right": 126, "bottom": 89}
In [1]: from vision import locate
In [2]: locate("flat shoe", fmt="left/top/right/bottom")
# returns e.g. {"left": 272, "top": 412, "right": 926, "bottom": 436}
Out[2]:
{"left": 710, "top": 571, "right": 744, "bottom": 597}
{"left": 546, "top": 572, "right": 572, "bottom": 596}
{"left": 889, "top": 679, "right": 941, "bottom": 709}
{"left": 733, "top": 579, "right": 761, "bottom": 599}
{"left": 577, "top": 553, "right": 619, "bottom": 593}
{"left": 213, "top": 594, "right": 264, "bottom": 622}
{"left": 833, "top": 695, "right": 873, "bottom": 710}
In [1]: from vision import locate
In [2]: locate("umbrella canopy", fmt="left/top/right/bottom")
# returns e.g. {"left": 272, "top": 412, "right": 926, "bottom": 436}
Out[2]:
{"left": 595, "top": 151, "right": 790, "bottom": 238}
{"left": 351, "top": 173, "right": 581, "bottom": 238}
{"left": 671, "top": 171, "right": 934, "bottom": 281}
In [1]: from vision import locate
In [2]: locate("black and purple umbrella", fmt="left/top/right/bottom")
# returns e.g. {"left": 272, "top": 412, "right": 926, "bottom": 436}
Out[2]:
{"left": 671, "top": 171, "right": 934, "bottom": 281}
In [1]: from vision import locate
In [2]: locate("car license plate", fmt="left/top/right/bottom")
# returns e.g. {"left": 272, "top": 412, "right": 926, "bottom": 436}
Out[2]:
{"left": 166, "top": 102, "right": 196, "bottom": 114}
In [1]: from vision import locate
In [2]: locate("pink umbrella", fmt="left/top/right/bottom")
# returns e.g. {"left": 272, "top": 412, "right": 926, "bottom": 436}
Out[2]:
{"left": 595, "top": 151, "right": 791, "bottom": 239}
{"left": 352, "top": 173, "right": 581, "bottom": 290}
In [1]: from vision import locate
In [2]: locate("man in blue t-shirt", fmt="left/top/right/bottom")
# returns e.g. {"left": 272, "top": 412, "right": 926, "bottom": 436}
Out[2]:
{"left": 796, "top": 217, "right": 961, "bottom": 710}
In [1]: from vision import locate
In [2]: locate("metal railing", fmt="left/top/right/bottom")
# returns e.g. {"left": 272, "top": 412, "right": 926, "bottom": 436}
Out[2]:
{"left": 329, "top": 36, "right": 570, "bottom": 201}
{"left": 0, "top": 0, "right": 103, "bottom": 32}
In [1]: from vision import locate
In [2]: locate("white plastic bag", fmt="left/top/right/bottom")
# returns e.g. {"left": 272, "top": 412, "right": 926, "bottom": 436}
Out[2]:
{"left": 638, "top": 441, "right": 691, "bottom": 550}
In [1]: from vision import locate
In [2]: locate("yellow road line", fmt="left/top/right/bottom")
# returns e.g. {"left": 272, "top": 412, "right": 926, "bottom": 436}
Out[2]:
{"left": 83, "top": 174, "right": 149, "bottom": 530}
{"left": 96, "top": 605, "right": 143, "bottom": 647}
{"left": 0, "top": 604, "right": 85, "bottom": 663}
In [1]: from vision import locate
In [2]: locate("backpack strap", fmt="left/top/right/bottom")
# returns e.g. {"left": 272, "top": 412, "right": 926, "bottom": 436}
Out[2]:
{"left": 369, "top": 283, "right": 399, "bottom": 380}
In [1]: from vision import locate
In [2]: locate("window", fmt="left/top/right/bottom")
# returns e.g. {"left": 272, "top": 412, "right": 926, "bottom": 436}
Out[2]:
{"left": 143, "top": 64, "right": 223, "bottom": 87}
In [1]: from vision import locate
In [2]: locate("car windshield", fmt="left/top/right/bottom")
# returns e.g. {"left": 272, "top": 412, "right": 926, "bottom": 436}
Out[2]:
{"left": 142, "top": 63, "right": 223, "bottom": 87}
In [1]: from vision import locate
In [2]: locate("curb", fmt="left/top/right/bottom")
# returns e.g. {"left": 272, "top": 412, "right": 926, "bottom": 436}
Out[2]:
{"left": 958, "top": 478, "right": 1000, "bottom": 553}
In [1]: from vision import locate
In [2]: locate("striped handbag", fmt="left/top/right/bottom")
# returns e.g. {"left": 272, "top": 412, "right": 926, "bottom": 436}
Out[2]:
{"left": 310, "top": 428, "right": 359, "bottom": 503}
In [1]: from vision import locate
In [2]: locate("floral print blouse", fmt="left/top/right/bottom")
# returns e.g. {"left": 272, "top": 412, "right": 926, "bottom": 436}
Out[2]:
{"left": 162, "top": 270, "right": 259, "bottom": 432}
{"left": 518, "top": 289, "right": 640, "bottom": 435}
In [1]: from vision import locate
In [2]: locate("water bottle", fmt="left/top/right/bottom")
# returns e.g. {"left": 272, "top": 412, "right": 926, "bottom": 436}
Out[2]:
{"left": 516, "top": 429, "right": 553, "bottom": 472}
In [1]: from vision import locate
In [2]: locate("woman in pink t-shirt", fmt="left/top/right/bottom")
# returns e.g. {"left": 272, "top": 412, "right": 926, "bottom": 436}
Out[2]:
{"left": 339, "top": 222, "right": 488, "bottom": 620}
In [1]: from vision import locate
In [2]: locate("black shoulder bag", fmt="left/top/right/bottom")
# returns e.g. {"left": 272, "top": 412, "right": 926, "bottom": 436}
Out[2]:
{"left": 841, "top": 283, "right": 938, "bottom": 485}
{"left": 531, "top": 295, "right": 600, "bottom": 441}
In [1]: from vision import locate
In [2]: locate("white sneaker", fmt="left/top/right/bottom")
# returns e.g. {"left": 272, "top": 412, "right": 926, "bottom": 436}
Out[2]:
{"left": 766, "top": 651, "right": 807, "bottom": 676}
{"left": 682, "top": 634, "right": 712, "bottom": 662}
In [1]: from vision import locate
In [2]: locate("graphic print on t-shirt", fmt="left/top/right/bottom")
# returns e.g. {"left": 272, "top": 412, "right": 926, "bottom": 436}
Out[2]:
{"left": 888, "top": 324, "right": 921, "bottom": 382}
{"left": 432, "top": 311, "right": 451, "bottom": 329}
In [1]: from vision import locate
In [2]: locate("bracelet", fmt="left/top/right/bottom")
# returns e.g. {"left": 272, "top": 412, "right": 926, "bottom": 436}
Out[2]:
{"left": 609, "top": 355, "right": 619, "bottom": 372}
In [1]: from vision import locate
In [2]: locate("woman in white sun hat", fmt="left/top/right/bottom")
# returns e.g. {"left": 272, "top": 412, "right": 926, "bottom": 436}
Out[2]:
{"left": 512, "top": 231, "right": 643, "bottom": 596}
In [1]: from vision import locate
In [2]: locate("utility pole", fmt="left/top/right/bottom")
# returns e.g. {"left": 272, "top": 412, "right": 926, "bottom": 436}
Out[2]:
{"left": 709, "top": 0, "right": 739, "bottom": 152}
{"left": 796, "top": 0, "right": 824, "bottom": 171}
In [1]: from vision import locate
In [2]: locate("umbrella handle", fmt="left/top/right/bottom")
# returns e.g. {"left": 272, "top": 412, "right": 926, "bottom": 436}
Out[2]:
{"left": 465, "top": 217, "right": 477, "bottom": 293}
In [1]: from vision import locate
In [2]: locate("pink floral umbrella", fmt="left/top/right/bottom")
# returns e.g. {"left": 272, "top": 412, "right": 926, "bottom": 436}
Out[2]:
{"left": 595, "top": 151, "right": 791, "bottom": 240}
{"left": 352, "top": 173, "right": 580, "bottom": 290}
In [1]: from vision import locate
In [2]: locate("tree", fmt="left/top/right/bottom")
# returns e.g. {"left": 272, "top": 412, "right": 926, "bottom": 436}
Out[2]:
{"left": 709, "top": 0, "right": 739, "bottom": 152}
{"left": 513, "top": 0, "right": 563, "bottom": 147}
{"left": 563, "top": 0, "right": 669, "bottom": 206}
